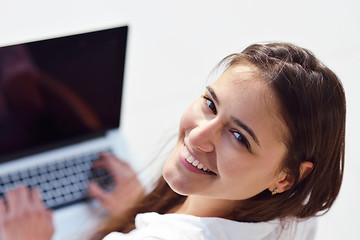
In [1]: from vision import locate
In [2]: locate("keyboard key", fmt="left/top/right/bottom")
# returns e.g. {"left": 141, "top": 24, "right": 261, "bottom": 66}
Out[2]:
{"left": 9, "top": 173, "right": 20, "bottom": 182}
{"left": 0, "top": 175, "right": 11, "bottom": 185}
{"left": 19, "top": 171, "right": 29, "bottom": 179}
{"left": 29, "top": 168, "right": 39, "bottom": 176}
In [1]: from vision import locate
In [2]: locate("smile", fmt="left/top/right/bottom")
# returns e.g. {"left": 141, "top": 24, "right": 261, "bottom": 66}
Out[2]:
{"left": 183, "top": 147, "right": 215, "bottom": 174}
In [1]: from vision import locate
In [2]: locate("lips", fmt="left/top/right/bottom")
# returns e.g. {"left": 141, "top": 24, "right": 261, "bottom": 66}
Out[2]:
{"left": 182, "top": 147, "right": 216, "bottom": 175}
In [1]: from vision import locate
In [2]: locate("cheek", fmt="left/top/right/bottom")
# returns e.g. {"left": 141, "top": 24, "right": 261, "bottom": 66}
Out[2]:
{"left": 218, "top": 150, "right": 277, "bottom": 184}
{"left": 220, "top": 156, "right": 253, "bottom": 178}
{"left": 216, "top": 147, "right": 252, "bottom": 176}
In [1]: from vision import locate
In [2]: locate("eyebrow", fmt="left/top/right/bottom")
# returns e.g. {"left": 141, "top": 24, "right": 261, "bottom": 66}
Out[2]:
{"left": 231, "top": 117, "right": 260, "bottom": 147}
{"left": 206, "top": 86, "right": 219, "bottom": 104}
{"left": 206, "top": 86, "right": 261, "bottom": 147}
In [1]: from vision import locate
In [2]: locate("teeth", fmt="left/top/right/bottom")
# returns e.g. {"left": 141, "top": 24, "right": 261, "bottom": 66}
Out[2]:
{"left": 183, "top": 148, "right": 190, "bottom": 158}
{"left": 184, "top": 147, "right": 212, "bottom": 173}
{"left": 192, "top": 160, "right": 199, "bottom": 167}
{"left": 187, "top": 155, "right": 195, "bottom": 164}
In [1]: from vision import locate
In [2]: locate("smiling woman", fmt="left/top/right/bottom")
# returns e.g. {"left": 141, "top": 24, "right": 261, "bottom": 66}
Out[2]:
{"left": 0, "top": 42, "right": 346, "bottom": 240}
{"left": 91, "top": 43, "right": 345, "bottom": 239}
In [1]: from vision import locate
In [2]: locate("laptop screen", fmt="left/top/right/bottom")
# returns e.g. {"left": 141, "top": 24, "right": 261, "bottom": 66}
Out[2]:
{"left": 0, "top": 26, "right": 128, "bottom": 163}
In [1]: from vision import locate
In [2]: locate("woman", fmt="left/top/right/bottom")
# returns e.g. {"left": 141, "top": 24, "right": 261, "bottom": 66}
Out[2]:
{"left": 0, "top": 42, "right": 346, "bottom": 240}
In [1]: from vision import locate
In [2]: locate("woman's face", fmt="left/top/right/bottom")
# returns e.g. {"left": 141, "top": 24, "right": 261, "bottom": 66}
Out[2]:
{"left": 163, "top": 64, "right": 288, "bottom": 202}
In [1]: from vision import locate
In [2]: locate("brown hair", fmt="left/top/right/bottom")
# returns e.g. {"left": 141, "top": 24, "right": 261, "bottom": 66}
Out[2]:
{"left": 92, "top": 42, "right": 346, "bottom": 239}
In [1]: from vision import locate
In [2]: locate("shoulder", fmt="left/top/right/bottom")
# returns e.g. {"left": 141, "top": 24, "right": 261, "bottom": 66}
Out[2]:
{"left": 277, "top": 217, "right": 317, "bottom": 240}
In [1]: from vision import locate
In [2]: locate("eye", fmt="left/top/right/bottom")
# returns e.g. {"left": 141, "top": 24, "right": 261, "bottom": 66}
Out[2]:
{"left": 202, "top": 95, "right": 217, "bottom": 114}
{"left": 232, "top": 131, "right": 250, "bottom": 149}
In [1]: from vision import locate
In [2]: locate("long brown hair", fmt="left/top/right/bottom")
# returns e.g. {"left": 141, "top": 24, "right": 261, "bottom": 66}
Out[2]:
{"left": 92, "top": 42, "right": 346, "bottom": 239}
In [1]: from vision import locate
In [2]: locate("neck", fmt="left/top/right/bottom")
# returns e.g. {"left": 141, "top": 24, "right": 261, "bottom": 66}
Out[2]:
{"left": 174, "top": 195, "right": 239, "bottom": 218}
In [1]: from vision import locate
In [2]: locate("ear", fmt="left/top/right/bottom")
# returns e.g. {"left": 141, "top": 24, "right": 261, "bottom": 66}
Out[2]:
{"left": 269, "top": 161, "right": 313, "bottom": 194}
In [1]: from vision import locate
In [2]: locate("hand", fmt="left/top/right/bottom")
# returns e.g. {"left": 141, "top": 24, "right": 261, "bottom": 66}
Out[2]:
{"left": 88, "top": 153, "right": 144, "bottom": 216}
{"left": 0, "top": 185, "right": 54, "bottom": 240}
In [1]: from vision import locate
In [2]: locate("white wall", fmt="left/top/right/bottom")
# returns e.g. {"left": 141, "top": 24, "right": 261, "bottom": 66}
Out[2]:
{"left": 1, "top": 0, "right": 359, "bottom": 239}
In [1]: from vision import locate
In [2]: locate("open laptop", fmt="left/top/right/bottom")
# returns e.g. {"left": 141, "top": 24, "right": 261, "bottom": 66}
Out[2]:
{"left": 0, "top": 25, "right": 128, "bottom": 238}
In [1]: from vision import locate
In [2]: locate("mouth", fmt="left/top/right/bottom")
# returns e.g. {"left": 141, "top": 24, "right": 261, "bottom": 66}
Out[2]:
{"left": 183, "top": 147, "right": 216, "bottom": 175}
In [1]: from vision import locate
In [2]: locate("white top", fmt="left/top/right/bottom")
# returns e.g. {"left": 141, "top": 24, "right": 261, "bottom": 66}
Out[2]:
{"left": 102, "top": 212, "right": 317, "bottom": 240}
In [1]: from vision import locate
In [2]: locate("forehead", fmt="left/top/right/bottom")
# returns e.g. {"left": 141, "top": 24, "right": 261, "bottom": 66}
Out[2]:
{"left": 212, "top": 64, "right": 272, "bottom": 108}
{"left": 211, "top": 64, "right": 287, "bottom": 144}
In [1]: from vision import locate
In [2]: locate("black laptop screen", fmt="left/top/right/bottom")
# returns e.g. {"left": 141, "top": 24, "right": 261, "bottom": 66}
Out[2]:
{"left": 0, "top": 26, "right": 128, "bottom": 162}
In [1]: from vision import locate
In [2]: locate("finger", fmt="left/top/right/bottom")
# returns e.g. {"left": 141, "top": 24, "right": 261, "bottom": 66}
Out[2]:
{"left": 88, "top": 181, "right": 111, "bottom": 204}
{"left": 6, "top": 185, "right": 27, "bottom": 216}
{"left": 98, "top": 152, "right": 128, "bottom": 167}
{"left": 94, "top": 154, "right": 128, "bottom": 182}
{"left": 16, "top": 185, "right": 31, "bottom": 211}
{"left": 99, "top": 151, "right": 116, "bottom": 158}
{"left": 30, "top": 188, "right": 46, "bottom": 209}
{"left": 92, "top": 152, "right": 113, "bottom": 168}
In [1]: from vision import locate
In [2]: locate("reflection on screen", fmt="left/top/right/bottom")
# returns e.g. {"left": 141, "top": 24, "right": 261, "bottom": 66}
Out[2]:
{"left": 0, "top": 26, "right": 127, "bottom": 162}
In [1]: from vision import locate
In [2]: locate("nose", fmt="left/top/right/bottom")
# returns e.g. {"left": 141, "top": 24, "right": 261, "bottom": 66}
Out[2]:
{"left": 188, "top": 118, "right": 221, "bottom": 153}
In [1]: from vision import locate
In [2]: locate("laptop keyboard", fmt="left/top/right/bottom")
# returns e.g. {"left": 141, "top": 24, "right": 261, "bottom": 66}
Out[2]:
{"left": 0, "top": 149, "right": 114, "bottom": 209}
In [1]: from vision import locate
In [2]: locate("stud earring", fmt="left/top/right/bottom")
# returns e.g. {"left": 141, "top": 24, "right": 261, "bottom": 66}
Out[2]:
{"left": 272, "top": 188, "right": 278, "bottom": 195}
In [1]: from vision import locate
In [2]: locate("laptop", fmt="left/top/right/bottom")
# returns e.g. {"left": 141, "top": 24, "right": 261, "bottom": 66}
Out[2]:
{"left": 0, "top": 25, "right": 129, "bottom": 238}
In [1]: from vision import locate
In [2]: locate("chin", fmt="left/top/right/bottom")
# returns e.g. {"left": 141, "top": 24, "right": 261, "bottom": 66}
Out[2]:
{"left": 163, "top": 166, "right": 202, "bottom": 198}
{"left": 166, "top": 180, "right": 189, "bottom": 197}
{"left": 163, "top": 162, "right": 185, "bottom": 194}
{"left": 162, "top": 156, "right": 191, "bottom": 197}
